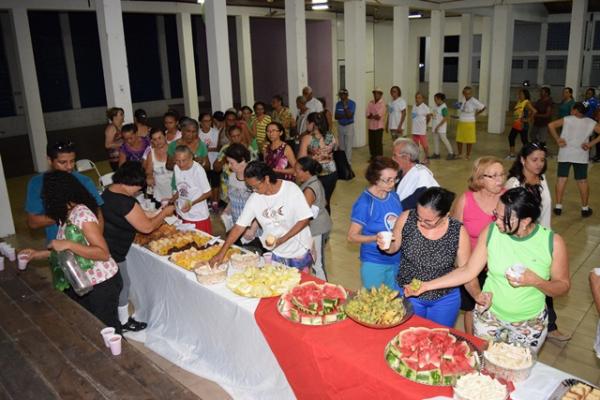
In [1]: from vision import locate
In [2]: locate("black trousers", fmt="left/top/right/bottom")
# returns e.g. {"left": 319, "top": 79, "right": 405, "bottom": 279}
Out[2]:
{"left": 368, "top": 129, "right": 384, "bottom": 159}
{"left": 318, "top": 171, "right": 338, "bottom": 213}
{"left": 508, "top": 127, "right": 528, "bottom": 147}
{"left": 546, "top": 295, "right": 558, "bottom": 331}
{"left": 67, "top": 271, "right": 123, "bottom": 333}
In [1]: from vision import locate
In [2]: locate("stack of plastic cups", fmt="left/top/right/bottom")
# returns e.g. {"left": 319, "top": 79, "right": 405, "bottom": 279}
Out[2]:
{"left": 0, "top": 243, "right": 15, "bottom": 262}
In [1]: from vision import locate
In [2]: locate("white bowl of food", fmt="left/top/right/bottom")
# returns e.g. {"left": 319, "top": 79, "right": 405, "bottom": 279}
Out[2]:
{"left": 453, "top": 372, "right": 509, "bottom": 400}
{"left": 194, "top": 261, "right": 228, "bottom": 285}
{"left": 229, "top": 252, "right": 260, "bottom": 270}
{"left": 482, "top": 341, "right": 535, "bottom": 383}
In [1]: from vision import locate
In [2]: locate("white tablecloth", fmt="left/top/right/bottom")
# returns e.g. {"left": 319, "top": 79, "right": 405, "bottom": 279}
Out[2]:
{"left": 126, "top": 245, "right": 295, "bottom": 400}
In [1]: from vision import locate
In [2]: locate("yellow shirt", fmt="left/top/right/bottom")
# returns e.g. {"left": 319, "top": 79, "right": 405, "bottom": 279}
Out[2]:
{"left": 255, "top": 115, "right": 272, "bottom": 149}
{"left": 513, "top": 99, "right": 530, "bottom": 121}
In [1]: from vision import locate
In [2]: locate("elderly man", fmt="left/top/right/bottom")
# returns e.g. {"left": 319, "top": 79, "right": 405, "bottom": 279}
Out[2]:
{"left": 392, "top": 138, "right": 439, "bottom": 210}
{"left": 334, "top": 88, "right": 356, "bottom": 162}
{"left": 366, "top": 87, "right": 386, "bottom": 160}
{"left": 296, "top": 95, "right": 310, "bottom": 140}
{"left": 302, "top": 86, "right": 323, "bottom": 114}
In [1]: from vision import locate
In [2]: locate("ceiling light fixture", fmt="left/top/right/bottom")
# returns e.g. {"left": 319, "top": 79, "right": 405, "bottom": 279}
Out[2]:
{"left": 312, "top": 0, "right": 328, "bottom": 4}
{"left": 408, "top": 13, "right": 422, "bottom": 19}
{"left": 312, "top": 4, "right": 329, "bottom": 10}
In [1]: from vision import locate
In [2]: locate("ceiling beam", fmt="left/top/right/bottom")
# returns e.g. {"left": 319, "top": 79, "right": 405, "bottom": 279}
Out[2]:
{"left": 367, "top": 0, "right": 440, "bottom": 11}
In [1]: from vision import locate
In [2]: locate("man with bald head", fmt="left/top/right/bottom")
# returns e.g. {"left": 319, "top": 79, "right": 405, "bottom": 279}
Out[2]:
{"left": 302, "top": 86, "right": 323, "bottom": 114}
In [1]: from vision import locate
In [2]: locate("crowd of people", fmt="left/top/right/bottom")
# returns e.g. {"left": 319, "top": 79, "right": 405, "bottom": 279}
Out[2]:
{"left": 18, "top": 83, "right": 600, "bottom": 357}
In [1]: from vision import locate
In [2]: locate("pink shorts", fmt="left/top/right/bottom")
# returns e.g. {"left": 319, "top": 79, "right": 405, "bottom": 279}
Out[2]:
{"left": 182, "top": 218, "right": 212, "bottom": 235}
{"left": 412, "top": 134, "right": 428, "bottom": 147}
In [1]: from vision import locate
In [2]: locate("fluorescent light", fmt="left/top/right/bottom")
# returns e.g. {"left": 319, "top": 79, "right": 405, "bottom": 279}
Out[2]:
{"left": 408, "top": 13, "right": 422, "bottom": 19}
{"left": 312, "top": 4, "right": 329, "bottom": 10}
{"left": 197, "top": 0, "right": 205, "bottom": 4}
{"left": 312, "top": 0, "right": 327, "bottom": 3}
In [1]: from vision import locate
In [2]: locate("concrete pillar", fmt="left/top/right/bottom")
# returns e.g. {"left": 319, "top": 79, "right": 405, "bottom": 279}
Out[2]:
{"left": 0, "top": 155, "right": 15, "bottom": 238}
{"left": 428, "top": 10, "right": 445, "bottom": 106}
{"left": 457, "top": 13, "right": 473, "bottom": 101}
{"left": 236, "top": 15, "right": 254, "bottom": 107}
{"left": 488, "top": 5, "right": 514, "bottom": 134}
{"left": 156, "top": 15, "right": 172, "bottom": 100}
{"left": 393, "top": 5, "right": 409, "bottom": 94}
{"left": 95, "top": 0, "right": 133, "bottom": 123}
{"left": 176, "top": 12, "right": 199, "bottom": 118}
{"left": 407, "top": 34, "right": 419, "bottom": 105}
{"left": 478, "top": 16, "right": 492, "bottom": 107}
{"left": 344, "top": 0, "right": 367, "bottom": 147}
{"left": 10, "top": 7, "right": 47, "bottom": 172}
{"left": 204, "top": 0, "right": 233, "bottom": 111}
{"left": 536, "top": 22, "right": 547, "bottom": 86}
{"left": 59, "top": 13, "right": 81, "bottom": 110}
{"left": 565, "top": 0, "right": 588, "bottom": 99}
{"left": 285, "top": 0, "right": 308, "bottom": 115}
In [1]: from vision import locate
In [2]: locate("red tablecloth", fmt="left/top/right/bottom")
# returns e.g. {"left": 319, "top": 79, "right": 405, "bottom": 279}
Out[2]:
{"left": 254, "top": 276, "right": 485, "bottom": 400}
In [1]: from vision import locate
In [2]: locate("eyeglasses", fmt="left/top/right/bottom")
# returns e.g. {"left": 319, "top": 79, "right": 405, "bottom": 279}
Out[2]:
{"left": 482, "top": 173, "right": 506, "bottom": 181}
{"left": 415, "top": 213, "right": 446, "bottom": 228}
{"left": 378, "top": 177, "right": 397, "bottom": 185}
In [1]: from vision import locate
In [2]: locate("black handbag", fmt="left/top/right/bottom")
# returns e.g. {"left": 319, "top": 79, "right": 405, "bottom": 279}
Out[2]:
{"left": 333, "top": 150, "right": 355, "bottom": 181}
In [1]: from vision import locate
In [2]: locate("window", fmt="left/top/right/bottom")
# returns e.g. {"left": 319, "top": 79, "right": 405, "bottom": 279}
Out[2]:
{"left": 443, "top": 57, "right": 458, "bottom": 82}
{"left": 512, "top": 59, "right": 524, "bottom": 69}
{"left": 444, "top": 36, "right": 459, "bottom": 53}
{"left": 546, "top": 23, "right": 570, "bottom": 51}
{"left": 546, "top": 58, "right": 566, "bottom": 69}
{"left": 591, "top": 56, "right": 600, "bottom": 86}
{"left": 528, "top": 60, "right": 538, "bottom": 69}
{"left": 594, "top": 21, "right": 600, "bottom": 50}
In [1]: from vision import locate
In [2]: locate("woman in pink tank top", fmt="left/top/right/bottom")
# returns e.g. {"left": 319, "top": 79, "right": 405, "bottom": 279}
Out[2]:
{"left": 451, "top": 156, "right": 505, "bottom": 334}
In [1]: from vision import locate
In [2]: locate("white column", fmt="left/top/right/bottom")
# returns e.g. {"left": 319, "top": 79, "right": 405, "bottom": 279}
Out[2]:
{"left": 393, "top": 5, "right": 409, "bottom": 93}
{"left": 59, "top": 13, "right": 81, "bottom": 110}
{"left": 428, "top": 10, "right": 445, "bottom": 106}
{"left": 176, "top": 12, "right": 199, "bottom": 118}
{"left": 344, "top": 0, "right": 367, "bottom": 147}
{"left": 236, "top": 15, "right": 254, "bottom": 107}
{"left": 407, "top": 33, "right": 419, "bottom": 105}
{"left": 488, "top": 5, "right": 514, "bottom": 134}
{"left": 0, "top": 155, "right": 15, "bottom": 238}
{"left": 285, "top": 0, "right": 308, "bottom": 115}
{"left": 457, "top": 13, "right": 473, "bottom": 100}
{"left": 565, "top": 0, "right": 588, "bottom": 99}
{"left": 536, "top": 22, "right": 548, "bottom": 86}
{"left": 156, "top": 15, "right": 172, "bottom": 100}
{"left": 204, "top": 0, "right": 233, "bottom": 111}
{"left": 95, "top": 0, "right": 133, "bottom": 123}
{"left": 10, "top": 7, "right": 47, "bottom": 172}
{"left": 478, "top": 16, "right": 492, "bottom": 107}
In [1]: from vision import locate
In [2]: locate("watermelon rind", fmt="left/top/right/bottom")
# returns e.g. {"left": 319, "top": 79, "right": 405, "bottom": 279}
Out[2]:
{"left": 278, "top": 281, "right": 348, "bottom": 326}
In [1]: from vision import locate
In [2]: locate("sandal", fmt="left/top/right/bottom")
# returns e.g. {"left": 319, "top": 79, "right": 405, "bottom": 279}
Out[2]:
{"left": 122, "top": 317, "right": 147, "bottom": 332}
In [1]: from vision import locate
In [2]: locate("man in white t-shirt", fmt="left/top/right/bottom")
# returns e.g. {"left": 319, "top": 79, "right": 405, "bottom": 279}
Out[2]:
{"left": 387, "top": 86, "right": 407, "bottom": 140}
{"left": 172, "top": 146, "right": 213, "bottom": 233}
{"left": 303, "top": 86, "right": 324, "bottom": 114}
{"left": 411, "top": 92, "right": 432, "bottom": 163}
{"left": 210, "top": 161, "right": 314, "bottom": 270}
{"left": 392, "top": 138, "right": 439, "bottom": 210}
{"left": 548, "top": 102, "right": 600, "bottom": 218}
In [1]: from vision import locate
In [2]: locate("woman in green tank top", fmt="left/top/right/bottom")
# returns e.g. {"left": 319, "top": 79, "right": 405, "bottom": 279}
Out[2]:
{"left": 404, "top": 187, "right": 570, "bottom": 352}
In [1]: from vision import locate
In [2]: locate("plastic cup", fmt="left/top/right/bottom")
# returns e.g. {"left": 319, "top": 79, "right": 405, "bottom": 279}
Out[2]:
{"left": 379, "top": 231, "right": 393, "bottom": 250}
{"left": 17, "top": 253, "right": 30, "bottom": 271}
{"left": 108, "top": 334, "right": 122, "bottom": 355}
{"left": 263, "top": 252, "right": 273, "bottom": 265}
{"left": 594, "top": 268, "right": 600, "bottom": 276}
{"left": 0, "top": 257, "right": 4, "bottom": 271}
{"left": 6, "top": 248, "right": 15, "bottom": 262}
{"left": 0, "top": 243, "right": 7, "bottom": 257}
{"left": 101, "top": 327, "right": 115, "bottom": 348}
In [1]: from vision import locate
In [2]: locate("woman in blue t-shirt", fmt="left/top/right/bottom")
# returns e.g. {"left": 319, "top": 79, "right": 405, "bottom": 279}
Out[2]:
{"left": 348, "top": 157, "right": 403, "bottom": 289}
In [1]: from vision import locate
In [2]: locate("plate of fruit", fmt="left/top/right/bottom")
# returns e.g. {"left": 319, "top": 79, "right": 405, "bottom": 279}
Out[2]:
{"left": 226, "top": 265, "right": 301, "bottom": 298}
{"left": 344, "top": 285, "right": 412, "bottom": 329}
{"left": 385, "top": 327, "right": 480, "bottom": 386}
{"left": 277, "top": 281, "right": 348, "bottom": 326}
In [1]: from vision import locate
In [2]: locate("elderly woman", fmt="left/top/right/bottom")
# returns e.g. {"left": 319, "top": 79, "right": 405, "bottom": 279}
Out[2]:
{"left": 348, "top": 156, "right": 402, "bottom": 289}
{"left": 105, "top": 107, "right": 124, "bottom": 171}
{"left": 167, "top": 117, "right": 209, "bottom": 171}
{"left": 118, "top": 123, "right": 150, "bottom": 166}
{"left": 379, "top": 187, "right": 471, "bottom": 327}
{"left": 210, "top": 161, "right": 313, "bottom": 270}
{"left": 21, "top": 171, "right": 122, "bottom": 331}
{"left": 102, "top": 161, "right": 175, "bottom": 331}
{"left": 452, "top": 156, "right": 505, "bottom": 335}
{"left": 144, "top": 130, "right": 173, "bottom": 203}
{"left": 405, "top": 187, "right": 570, "bottom": 352}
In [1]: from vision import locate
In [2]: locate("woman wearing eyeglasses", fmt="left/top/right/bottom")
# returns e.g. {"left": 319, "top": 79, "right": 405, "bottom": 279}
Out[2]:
{"left": 348, "top": 157, "right": 403, "bottom": 289}
{"left": 378, "top": 187, "right": 471, "bottom": 327}
{"left": 451, "top": 156, "right": 505, "bottom": 335}
{"left": 404, "top": 187, "right": 570, "bottom": 352}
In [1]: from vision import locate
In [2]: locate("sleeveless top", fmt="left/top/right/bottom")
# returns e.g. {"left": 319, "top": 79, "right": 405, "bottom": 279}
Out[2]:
{"left": 484, "top": 223, "right": 553, "bottom": 323}
{"left": 106, "top": 125, "right": 122, "bottom": 163}
{"left": 462, "top": 191, "right": 495, "bottom": 250}
{"left": 120, "top": 136, "right": 150, "bottom": 162}
{"left": 307, "top": 132, "right": 337, "bottom": 175}
{"left": 397, "top": 210, "right": 462, "bottom": 301}
{"left": 300, "top": 175, "right": 332, "bottom": 236}
{"left": 150, "top": 148, "right": 173, "bottom": 202}
{"left": 265, "top": 142, "right": 293, "bottom": 181}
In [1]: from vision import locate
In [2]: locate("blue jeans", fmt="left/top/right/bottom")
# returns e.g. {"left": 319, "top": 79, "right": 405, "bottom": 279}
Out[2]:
{"left": 360, "top": 262, "right": 399, "bottom": 290}
{"left": 401, "top": 287, "right": 461, "bottom": 328}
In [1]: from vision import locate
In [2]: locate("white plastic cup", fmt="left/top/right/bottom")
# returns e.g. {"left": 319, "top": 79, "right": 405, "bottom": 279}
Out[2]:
{"left": 6, "top": 248, "right": 15, "bottom": 262}
{"left": 17, "top": 253, "right": 30, "bottom": 271}
{"left": 379, "top": 231, "right": 393, "bottom": 250}
{"left": 263, "top": 252, "right": 273, "bottom": 265}
{"left": 101, "top": 327, "right": 115, "bottom": 348}
{"left": 108, "top": 334, "right": 122, "bottom": 355}
{"left": 0, "top": 243, "right": 7, "bottom": 257}
{"left": 594, "top": 268, "right": 600, "bottom": 276}
{"left": 0, "top": 257, "right": 4, "bottom": 271}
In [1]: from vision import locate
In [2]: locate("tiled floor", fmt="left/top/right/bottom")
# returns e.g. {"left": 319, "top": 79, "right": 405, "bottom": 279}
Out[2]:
{"left": 3, "top": 113, "right": 600, "bottom": 396}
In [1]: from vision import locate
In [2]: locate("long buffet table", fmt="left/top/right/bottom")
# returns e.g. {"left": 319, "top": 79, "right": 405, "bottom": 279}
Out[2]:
{"left": 126, "top": 244, "right": 580, "bottom": 400}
